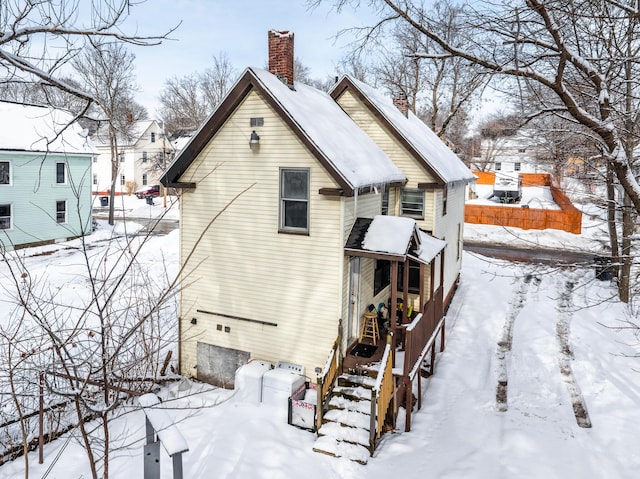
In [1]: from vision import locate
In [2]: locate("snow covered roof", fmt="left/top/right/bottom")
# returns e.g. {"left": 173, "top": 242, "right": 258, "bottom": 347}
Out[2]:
{"left": 346, "top": 215, "right": 446, "bottom": 264}
{"left": 161, "top": 68, "right": 406, "bottom": 194}
{"left": 0, "top": 101, "right": 94, "bottom": 155}
{"left": 331, "top": 76, "right": 475, "bottom": 185}
{"left": 250, "top": 68, "right": 405, "bottom": 189}
{"left": 362, "top": 215, "right": 416, "bottom": 256}
{"left": 92, "top": 119, "right": 159, "bottom": 147}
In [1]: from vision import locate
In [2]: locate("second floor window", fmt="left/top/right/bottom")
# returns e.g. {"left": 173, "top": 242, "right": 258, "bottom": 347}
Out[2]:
{"left": 280, "top": 168, "right": 309, "bottom": 233}
{"left": 151, "top": 132, "right": 156, "bottom": 143}
{"left": 120, "top": 175, "right": 125, "bottom": 186}
{"left": 142, "top": 173, "right": 148, "bottom": 186}
{"left": 495, "top": 162, "right": 502, "bottom": 171}
{"left": 93, "top": 174, "right": 98, "bottom": 185}
{"left": 514, "top": 162, "right": 521, "bottom": 171}
{"left": 142, "top": 151, "right": 148, "bottom": 162}
{"left": 381, "top": 190, "right": 389, "bottom": 215}
{"left": 56, "top": 163, "right": 65, "bottom": 184}
{"left": 442, "top": 185, "right": 448, "bottom": 216}
{"left": 0, "top": 161, "right": 10, "bottom": 185}
{"left": 400, "top": 188, "right": 424, "bottom": 219}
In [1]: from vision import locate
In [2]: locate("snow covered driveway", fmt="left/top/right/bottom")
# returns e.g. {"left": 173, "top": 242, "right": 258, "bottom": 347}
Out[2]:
{"left": 370, "top": 253, "right": 640, "bottom": 479}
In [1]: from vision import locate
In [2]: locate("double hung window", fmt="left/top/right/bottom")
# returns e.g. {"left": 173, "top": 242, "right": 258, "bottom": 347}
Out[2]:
{"left": 0, "top": 204, "right": 11, "bottom": 229}
{"left": 56, "top": 201, "right": 66, "bottom": 224}
{"left": 400, "top": 188, "right": 424, "bottom": 219}
{"left": 56, "top": 162, "right": 65, "bottom": 184}
{"left": 0, "top": 161, "right": 11, "bottom": 185}
{"left": 280, "top": 168, "right": 309, "bottom": 233}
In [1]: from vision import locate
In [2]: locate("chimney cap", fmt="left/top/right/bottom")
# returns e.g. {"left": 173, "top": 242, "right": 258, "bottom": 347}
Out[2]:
{"left": 269, "top": 29, "right": 293, "bottom": 38}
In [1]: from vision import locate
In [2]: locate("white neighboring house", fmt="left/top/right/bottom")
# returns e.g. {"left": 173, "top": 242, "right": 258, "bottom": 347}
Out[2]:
{"left": 91, "top": 120, "right": 173, "bottom": 194}
{"left": 480, "top": 128, "right": 546, "bottom": 175}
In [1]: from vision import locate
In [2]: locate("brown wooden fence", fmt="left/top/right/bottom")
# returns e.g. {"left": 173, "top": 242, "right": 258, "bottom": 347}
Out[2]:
{"left": 466, "top": 173, "right": 581, "bottom": 234}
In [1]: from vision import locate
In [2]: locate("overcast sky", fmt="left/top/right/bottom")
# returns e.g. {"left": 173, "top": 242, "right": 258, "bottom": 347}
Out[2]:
{"left": 122, "top": 0, "right": 379, "bottom": 116}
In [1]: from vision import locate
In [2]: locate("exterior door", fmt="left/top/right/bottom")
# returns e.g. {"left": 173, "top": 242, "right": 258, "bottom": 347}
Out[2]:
{"left": 347, "top": 257, "right": 361, "bottom": 345}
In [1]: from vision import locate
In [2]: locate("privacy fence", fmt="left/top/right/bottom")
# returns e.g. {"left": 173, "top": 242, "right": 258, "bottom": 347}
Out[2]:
{"left": 465, "top": 173, "right": 582, "bottom": 234}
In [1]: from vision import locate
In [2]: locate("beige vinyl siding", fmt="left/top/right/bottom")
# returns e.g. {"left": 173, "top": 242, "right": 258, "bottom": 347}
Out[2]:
{"left": 432, "top": 182, "right": 465, "bottom": 298}
{"left": 178, "top": 90, "right": 346, "bottom": 379}
{"left": 340, "top": 192, "right": 383, "bottom": 350}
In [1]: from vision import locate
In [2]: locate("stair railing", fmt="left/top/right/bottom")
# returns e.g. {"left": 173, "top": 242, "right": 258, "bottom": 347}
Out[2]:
{"left": 369, "top": 335, "right": 394, "bottom": 453}
{"left": 315, "top": 336, "right": 341, "bottom": 432}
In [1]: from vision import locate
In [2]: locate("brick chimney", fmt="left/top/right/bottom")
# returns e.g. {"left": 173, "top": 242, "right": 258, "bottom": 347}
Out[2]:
{"left": 268, "top": 30, "right": 294, "bottom": 87}
{"left": 393, "top": 94, "right": 409, "bottom": 117}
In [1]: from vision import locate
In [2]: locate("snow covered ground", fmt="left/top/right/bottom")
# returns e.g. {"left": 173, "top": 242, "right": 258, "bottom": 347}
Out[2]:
{"left": 1, "top": 197, "right": 639, "bottom": 478}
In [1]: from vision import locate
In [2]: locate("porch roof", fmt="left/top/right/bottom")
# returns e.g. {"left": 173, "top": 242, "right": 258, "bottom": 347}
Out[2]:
{"left": 344, "top": 215, "right": 446, "bottom": 264}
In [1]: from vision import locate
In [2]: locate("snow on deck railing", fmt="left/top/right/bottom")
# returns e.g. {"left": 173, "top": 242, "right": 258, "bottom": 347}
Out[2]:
{"left": 138, "top": 393, "right": 188, "bottom": 456}
{"left": 405, "top": 313, "right": 423, "bottom": 333}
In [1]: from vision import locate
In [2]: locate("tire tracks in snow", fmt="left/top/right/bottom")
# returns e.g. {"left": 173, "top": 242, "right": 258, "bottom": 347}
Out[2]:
{"left": 556, "top": 278, "right": 592, "bottom": 428}
{"left": 495, "top": 273, "right": 538, "bottom": 412}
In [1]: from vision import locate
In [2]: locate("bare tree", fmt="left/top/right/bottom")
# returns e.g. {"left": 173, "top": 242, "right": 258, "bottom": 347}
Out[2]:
{"left": 371, "top": 5, "right": 487, "bottom": 146}
{"left": 0, "top": 1, "right": 175, "bottom": 116}
{"left": 158, "top": 52, "right": 237, "bottom": 136}
{"left": 316, "top": 0, "right": 640, "bottom": 301}
{"left": 73, "top": 42, "right": 147, "bottom": 226}
{"left": 1, "top": 208, "right": 179, "bottom": 478}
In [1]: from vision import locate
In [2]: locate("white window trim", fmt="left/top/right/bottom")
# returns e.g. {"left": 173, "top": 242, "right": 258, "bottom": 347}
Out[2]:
{"left": 0, "top": 160, "right": 12, "bottom": 186}
{"left": 56, "top": 200, "right": 67, "bottom": 224}
{"left": 0, "top": 203, "right": 12, "bottom": 230}
{"left": 279, "top": 167, "right": 310, "bottom": 234}
{"left": 55, "top": 162, "right": 66, "bottom": 185}
{"left": 400, "top": 188, "right": 425, "bottom": 220}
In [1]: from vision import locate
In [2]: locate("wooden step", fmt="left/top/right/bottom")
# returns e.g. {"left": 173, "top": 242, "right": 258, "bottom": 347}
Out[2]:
{"left": 324, "top": 408, "right": 371, "bottom": 430}
{"left": 318, "top": 422, "right": 370, "bottom": 448}
{"left": 328, "top": 395, "right": 371, "bottom": 414}
{"left": 332, "top": 385, "right": 372, "bottom": 401}
{"left": 312, "top": 436, "right": 370, "bottom": 464}
{"left": 338, "top": 373, "right": 376, "bottom": 389}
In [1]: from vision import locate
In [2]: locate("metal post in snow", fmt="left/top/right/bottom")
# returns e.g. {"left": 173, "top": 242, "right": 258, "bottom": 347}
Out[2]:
{"left": 38, "top": 372, "right": 44, "bottom": 464}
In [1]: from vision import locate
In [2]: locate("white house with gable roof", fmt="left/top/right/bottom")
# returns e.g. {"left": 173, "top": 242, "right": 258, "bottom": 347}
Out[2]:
{"left": 91, "top": 120, "right": 173, "bottom": 195}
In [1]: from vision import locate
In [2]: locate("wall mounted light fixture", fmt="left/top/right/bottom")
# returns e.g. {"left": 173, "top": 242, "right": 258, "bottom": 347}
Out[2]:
{"left": 249, "top": 130, "right": 260, "bottom": 149}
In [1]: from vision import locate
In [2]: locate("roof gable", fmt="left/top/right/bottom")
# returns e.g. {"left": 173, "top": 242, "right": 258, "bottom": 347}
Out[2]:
{"left": 331, "top": 76, "right": 475, "bottom": 186}
{"left": 92, "top": 119, "right": 159, "bottom": 148}
{"left": 161, "top": 68, "right": 406, "bottom": 195}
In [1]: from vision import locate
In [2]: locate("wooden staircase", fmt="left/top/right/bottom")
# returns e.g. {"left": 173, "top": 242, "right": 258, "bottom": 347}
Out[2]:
{"left": 312, "top": 372, "right": 376, "bottom": 464}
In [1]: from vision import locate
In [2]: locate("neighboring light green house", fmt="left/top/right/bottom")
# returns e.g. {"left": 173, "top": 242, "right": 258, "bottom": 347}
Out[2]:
{"left": 0, "top": 101, "right": 95, "bottom": 251}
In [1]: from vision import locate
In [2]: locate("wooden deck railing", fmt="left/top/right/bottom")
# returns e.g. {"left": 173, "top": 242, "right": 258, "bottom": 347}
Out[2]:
{"left": 369, "top": 339, "right": 394, "bottom": 453}
{"left": 316, "top": 337, "right": 341, "bottom": 431}
{"left": 403, "top": 286, "right": 443, "bottom": 378}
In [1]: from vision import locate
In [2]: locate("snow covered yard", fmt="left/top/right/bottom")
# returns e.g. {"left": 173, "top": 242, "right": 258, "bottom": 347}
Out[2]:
{"left": 1, "top": 216, "right": 639, "bottom": 478}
